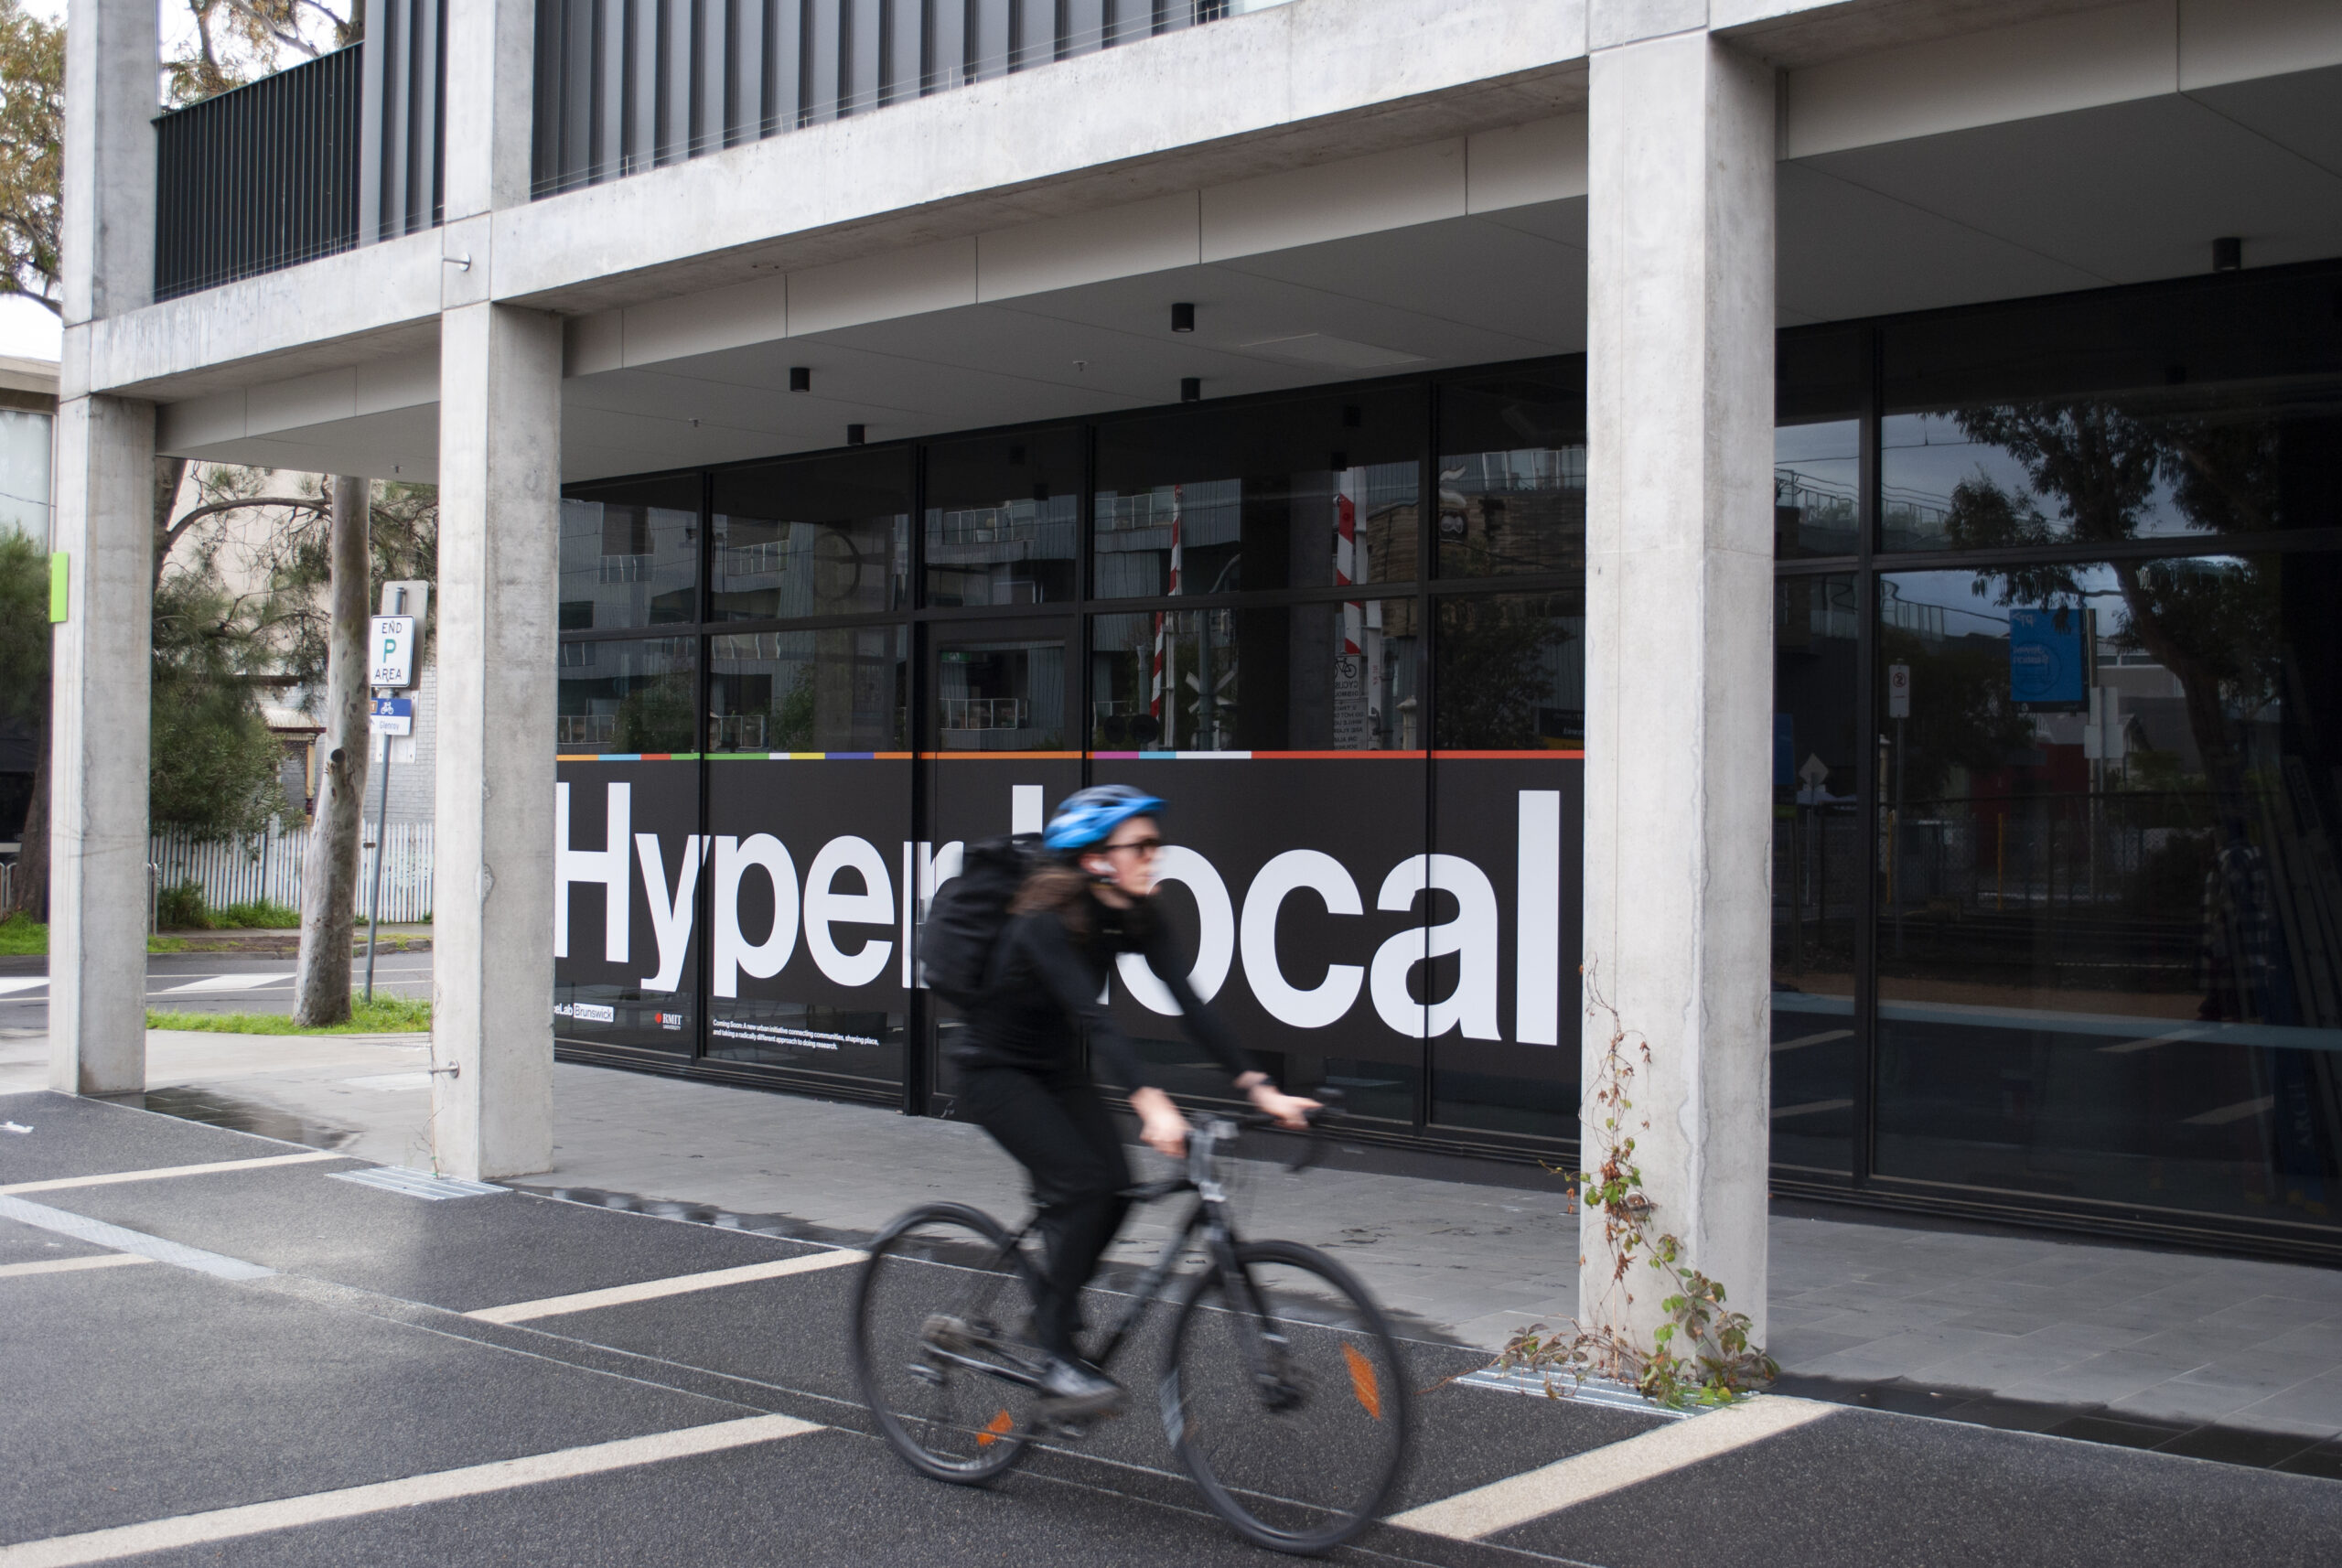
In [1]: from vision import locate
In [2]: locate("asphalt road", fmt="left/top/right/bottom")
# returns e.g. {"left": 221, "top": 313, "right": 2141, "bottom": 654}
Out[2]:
{"left": 0, "top": 950, "right": 434, "bottom": 1033}
{"left": 1, "top": 1090, "right": 2336, "bottom": 1567}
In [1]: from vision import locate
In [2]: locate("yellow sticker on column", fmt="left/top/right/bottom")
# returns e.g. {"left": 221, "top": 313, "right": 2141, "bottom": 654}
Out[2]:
{"left": 48, "top": 553, "right": 66, "bottom": 624}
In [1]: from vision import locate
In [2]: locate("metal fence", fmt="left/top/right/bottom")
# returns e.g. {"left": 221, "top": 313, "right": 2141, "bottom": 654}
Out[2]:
{"left": 532, "top": 0, "right": 1288, "bottom": 198}
{"left": 150, "top": 823, "right": 434, "bottom": 925}
{"left": 154, "top": 44, "right": 367, "bottom": 300}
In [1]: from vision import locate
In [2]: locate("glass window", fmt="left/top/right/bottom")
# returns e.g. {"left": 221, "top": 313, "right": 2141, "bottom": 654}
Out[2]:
{"left": 555, "top": 636, "right": 696, "bottom": 755}
{"left": 929, "top": 625, "right": 1071, "bottom": 751}
{"left": 1882, "top": 271, "right": 2342, "bottom": 552}
{"left": 1771, "top": 575, "right": 1861, "bottom": 1173}
{"left": 1089, "top": 600, "right": 1419, "bottom": 753}
{"left": 712, "top": 450, "right": 909, "bottom": 620}
{"left": 924, "top": 429, "right": 1080, "bottom": 607}
{"left": 1091, "top": 387, "right": 1422, "bottom": 597}
{"left": 558, "top": 476, "right": 700, "bottom": 631}
{"left": 1874, "top": 554, "right": 2342, "bottom": 1228}
{"left": 1776, "top": 329, "right": 1862, "bottom": 559}
{"left": 707, "top": 628, "right": 907, "bottom": 754}
{"left": 1437, "top": 364, "right": 1584, "bottom": 580}
{"left": 1434, "top": 591, "right": 1585, "bottom": 750}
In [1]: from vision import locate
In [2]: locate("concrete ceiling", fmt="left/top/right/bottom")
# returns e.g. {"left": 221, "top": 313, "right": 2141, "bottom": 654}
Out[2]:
{"left": 175, "top": 61, "right": 2342, "bottom": 483}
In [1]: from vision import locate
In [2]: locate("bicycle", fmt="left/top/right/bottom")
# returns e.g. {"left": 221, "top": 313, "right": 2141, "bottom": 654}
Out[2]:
{"left": 850, "top": 1102, "right": 1413, "bottom": 1554}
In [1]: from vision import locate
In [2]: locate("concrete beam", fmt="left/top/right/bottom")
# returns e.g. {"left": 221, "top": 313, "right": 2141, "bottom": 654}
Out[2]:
{"left": 1580, "top": 29, "right": 1775, "bottom": 1350}
{"left": 48, "top": 395, "right": 155, "bottom": 1095}
{"left": 59, "top": 0, "right": 158, "bottom": 323}
{"left": 430, "top": 304, "right": 563, "bottom": 1180}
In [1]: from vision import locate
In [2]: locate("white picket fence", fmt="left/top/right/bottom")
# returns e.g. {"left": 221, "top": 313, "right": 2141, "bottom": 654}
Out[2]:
{"left": 150, "top": 822, "right": 434, "bottom": 924}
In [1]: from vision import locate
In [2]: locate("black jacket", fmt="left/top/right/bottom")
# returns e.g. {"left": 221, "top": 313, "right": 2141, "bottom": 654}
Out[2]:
{"left": 952, "top": 894, "right": 1252, "bottom": 1090}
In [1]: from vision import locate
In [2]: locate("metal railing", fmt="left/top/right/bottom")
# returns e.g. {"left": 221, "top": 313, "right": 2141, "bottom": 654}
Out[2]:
{"left": 154, "top": 45, "right": 365, "bottom": 300}
{"left": 532, "top": 0, "right": 1294, "bottom": 199}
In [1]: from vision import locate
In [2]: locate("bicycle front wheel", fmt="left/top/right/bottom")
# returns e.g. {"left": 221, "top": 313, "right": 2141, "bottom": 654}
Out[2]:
{"left": 852, "top": 1203, "right": 1045, "bottom": 1485}
{"left": 1163, "top": 1240, "right": 1413, "bottom": 1553}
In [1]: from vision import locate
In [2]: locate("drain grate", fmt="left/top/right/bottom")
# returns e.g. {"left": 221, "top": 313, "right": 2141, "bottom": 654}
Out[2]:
{"left": 1454, "top": 1365, "right": 1697, "bottom": 1419}
{"left": 329, "top": 1166, "right": 510, "bottom": 1201}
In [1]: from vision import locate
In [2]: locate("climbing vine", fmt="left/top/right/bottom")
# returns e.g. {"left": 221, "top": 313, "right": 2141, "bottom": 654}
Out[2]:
{"left": 1495, "top": 965, "right": 1778, "bottom": 1410}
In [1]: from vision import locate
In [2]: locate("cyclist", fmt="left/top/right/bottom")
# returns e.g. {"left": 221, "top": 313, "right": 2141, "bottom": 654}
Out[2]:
{"left": 951, "top": 784, "right": 1318, "bottom": 1417}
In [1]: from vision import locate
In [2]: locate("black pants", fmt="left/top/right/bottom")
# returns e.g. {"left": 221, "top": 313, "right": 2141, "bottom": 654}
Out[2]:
{"left": 956, "top": 1064, "right": 1132, "bottom": 1359}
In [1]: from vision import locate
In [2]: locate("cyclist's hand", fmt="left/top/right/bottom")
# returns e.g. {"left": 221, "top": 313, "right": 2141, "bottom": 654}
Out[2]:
{"left": 1248, "top": 1082, "right": 1320, "bottom": 1131}
{"left": 1132, "top": 1086, "right": 1189, "bottom": 1157}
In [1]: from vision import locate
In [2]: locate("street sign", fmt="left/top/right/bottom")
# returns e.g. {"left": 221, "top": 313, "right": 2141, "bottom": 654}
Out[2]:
{"left": 1799, "top": 753, "right": 1831, "bottom": 789}
{"left": 1886, "top": 662, "right": 1912, "bottom": 719}
{"left": 368, "top": 696, "right": 414, "bottom": 736}
{"left": 370, "top": 616, "right": 417, "bottom": 688}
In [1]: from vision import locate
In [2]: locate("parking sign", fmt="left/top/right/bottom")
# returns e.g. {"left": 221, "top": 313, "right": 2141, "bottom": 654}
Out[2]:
{"left": 370, "top": 616, "right": 417, "bottom": 689}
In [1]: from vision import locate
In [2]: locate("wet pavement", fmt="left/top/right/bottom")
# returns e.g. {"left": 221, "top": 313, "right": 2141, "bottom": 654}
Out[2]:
{"left": 2, "top": 1086, "right": 2338, "bottom": 1567}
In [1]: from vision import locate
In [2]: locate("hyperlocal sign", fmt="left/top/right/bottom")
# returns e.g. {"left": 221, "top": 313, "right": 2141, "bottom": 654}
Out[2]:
{"left": 370, "top": 616, "right": 418, "bottom": 689}
{"left": 552, "top": 761, "right": 1582, "bottom": 1054}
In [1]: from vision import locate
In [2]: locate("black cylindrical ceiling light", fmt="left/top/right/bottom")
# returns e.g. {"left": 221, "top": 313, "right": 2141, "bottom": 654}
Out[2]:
{"left": 790, "top": 366, "right": 811, "bottom": 392}
{"left": 1180, "top": 377, "right": 1201, "bottom": 403}
{"left": 1171, "top": 302, "right": 1195, "bottom": 333}
{"left": 2213, "top": 236, "right": 2242, "bottom": 273}
{"left": 847, "top": 424, "right": 866, "bottom": 446}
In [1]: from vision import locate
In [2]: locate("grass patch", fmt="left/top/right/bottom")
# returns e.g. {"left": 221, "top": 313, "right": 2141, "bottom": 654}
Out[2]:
{"left": 0, "top": 915, "right": 192, "bottom": 955}
{"left": 148, "top": 994, "right": 431, "bottom": 1035}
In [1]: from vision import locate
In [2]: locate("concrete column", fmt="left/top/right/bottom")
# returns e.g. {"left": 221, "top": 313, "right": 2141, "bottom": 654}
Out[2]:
{"left": 432, "top": 304, "right": 563, "bottom": 1179}
{"left": 440, "top": 0, "right": 539, "bottom": 219}
{"left": 59, "top": 0, "right": 157, "bottom": 325}
{"left": 1580, "top": 27, "right": 1776, "bottom": 1349}
{"left": 48, "top": 396, "right": 155, "bottom": 1095}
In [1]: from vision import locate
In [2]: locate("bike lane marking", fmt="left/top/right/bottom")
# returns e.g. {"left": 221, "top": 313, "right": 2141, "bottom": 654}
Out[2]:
{"left": 0, "top": 1413, "right": 826, "bottom": 1568}
{"left": 466, "top": 1248, "right": 868, "bottom": 1323}
{"left": 0, "top": 1149, "right": 346, "bottom": 1197}
{"left": 0, "top": 1253, "right": 154, "bottom": 1279}
{"left": 1386, "top": 1394, "right": 1836, "bottom": 1541}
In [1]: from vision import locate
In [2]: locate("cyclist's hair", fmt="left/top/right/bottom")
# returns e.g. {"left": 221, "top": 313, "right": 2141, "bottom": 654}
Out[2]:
{"left": 1009, "top": 860, "right": 1092, "bottom": 928}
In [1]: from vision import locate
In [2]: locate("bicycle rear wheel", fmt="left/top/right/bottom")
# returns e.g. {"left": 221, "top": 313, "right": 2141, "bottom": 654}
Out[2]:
{"left": 1163, "top": 1240, "right": 1413, "bottom": 1553}
{"left": 852, "top": 1203, "right": 1046, "bottom": 1484}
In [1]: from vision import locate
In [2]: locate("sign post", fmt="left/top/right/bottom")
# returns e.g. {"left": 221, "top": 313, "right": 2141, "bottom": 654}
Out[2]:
{"left": 363, "top": 583, "right": 428, "bottom": 1002}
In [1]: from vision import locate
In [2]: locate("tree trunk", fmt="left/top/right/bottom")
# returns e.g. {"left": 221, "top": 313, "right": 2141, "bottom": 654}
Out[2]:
{"left": 293, "top": 476, "right": 371, "bottom": 1025}
{"left": 9, "top": 695, "right": 48, "bottom": 919}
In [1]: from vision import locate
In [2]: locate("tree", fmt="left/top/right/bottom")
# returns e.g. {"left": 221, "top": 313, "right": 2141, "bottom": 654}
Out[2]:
{"left": 292, "top": 476, "right": 367, "bottom": 1024}
{"left": 148, "top": 564, "right": 289, "bottom": 840}
{"left": 164, "top": 0, "right": 358, "bottom": 107}
{"left": 0, "top": 0, "right": 62, "bottom": 317}
{"left": 0, "top": 532, "right": 46, "bottom": 917}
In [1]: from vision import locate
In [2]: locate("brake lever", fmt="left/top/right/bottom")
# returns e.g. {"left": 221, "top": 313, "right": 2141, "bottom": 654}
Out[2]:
{"left": 1284, "top": 1090, "right": 1345, "bottom": 1174}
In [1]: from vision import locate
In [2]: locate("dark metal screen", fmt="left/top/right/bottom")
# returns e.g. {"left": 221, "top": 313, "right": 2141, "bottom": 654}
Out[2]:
{"left": 154, "top": 45, "right": 365, "bottom": 301}
{"left": 533, "top": 0, "right": 1238, "bottom": 199}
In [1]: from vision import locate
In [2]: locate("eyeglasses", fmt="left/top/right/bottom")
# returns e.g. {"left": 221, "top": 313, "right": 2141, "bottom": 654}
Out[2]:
{"left": 1102, "top": 836, "right": 1165, "bottom": 858}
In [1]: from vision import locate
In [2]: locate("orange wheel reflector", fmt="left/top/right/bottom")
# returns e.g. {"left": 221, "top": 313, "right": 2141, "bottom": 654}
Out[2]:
{"left": 976, "top": 1409, "right": 1015, "bottom": 1448}
{"left": 1343, "top": 1343, "right": 1384, "bottom": 1421}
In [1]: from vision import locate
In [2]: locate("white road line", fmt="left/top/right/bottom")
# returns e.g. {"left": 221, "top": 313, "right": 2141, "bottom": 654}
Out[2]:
{"left": 0, "top": 1253, "right": 154, "bottom": 1279}
{"left": 0, "top": 977, "right": 47, "bottom": 997}
{"left": 1768, "top": 1098, "right": 1853, "bottom": 1121}
{"left": 0, "top": 1150, "right": 344, "bottom": 1197}
{"left": 1772, "top": 1029, "right": 1853, "bottom": 1053}
{"left": 467, "top": 1249, "right": 867, "bottom": 1324}
{"left": 1389, "top": 1395, "right": 1835, "bottom": 1541}
{"left": 0, "top": 1197, "right": 274, "bottom": 1281}
{"left": 0, "top": 1413, "right": 823, "bottom": 1567}
{"left": 2184, "top": 1094, "right": 2276, "bottom": 1126}
{"left": 155, "top": 973, "right": 293, "bottom": 994}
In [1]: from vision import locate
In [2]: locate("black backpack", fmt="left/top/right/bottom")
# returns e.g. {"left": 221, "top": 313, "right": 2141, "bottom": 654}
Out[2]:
{"left": 920, "top": 833, "right": 1043, "bottom": 1008}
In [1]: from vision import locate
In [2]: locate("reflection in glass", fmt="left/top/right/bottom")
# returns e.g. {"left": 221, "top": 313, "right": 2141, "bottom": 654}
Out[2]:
{"left": 1090, "top": 602, "right": 1417, "bottom": 752}
{"left": 932, "top": 633, "right": 1068, "bottom": 750}
{"left": 712, "top": 451, "right": 909, "bottom": 619}
{"left": 1875, "top": 555, "right": 2342, "bottom": 1227}
{"left": 558, "top": 477, "right": 700, "bottom": 631}
{"left": 1776, "top": 422, "right": 1859, "bottom": 558}
{"left": 1879, "top": 384, "right": 2342, "bottom": 553}
{"left": 1437, "top": 366, "right": 1585, "bottom": 579}
{"left": 1771, "top": 575, "right": 1861, "bottom": 1172}
{"left": 1092, "top": 388, "right": 1422, "bottom": 596}
{"left": 708, "top": 628, "right": 906, "bottom": 752}
{"left": 555, "top": 636, "right": 696, "bottom": 754}
{"left": 924, "top": 430, "right": 1080, "bottom": 607}
{"left": 1433, "top": 593, "right": 1585, "bottom": 749}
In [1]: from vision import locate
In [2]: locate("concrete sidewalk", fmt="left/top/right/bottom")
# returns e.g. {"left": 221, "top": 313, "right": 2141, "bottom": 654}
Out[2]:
{"left": 7, "top": 1027, "right": 2341, "bottom": 1458}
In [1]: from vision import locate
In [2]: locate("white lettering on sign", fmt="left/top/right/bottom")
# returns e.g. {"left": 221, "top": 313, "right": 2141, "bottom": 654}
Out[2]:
{"left": 636, "top": 833, "right": 705, "bottom": 992}
{"left": 713, "top": 834, "right": 798, "bottom": 997}
{"left": 804, "top": 835, "right": 895, "bottom": 987}
{"left": 369, "top": 616, "right": 416, "bottom": 688}
{"left": 1516, "top": 791, "right": 1562, "bottom": 1046}
{"left": 1116, "top": 846, "right": 1234, "bottom": 1015}
{"left": 1370, "top": 854, "right": 1500, "bottom": 1040}
{"left": 1240, "top": 850, "right": 1364, "bottom": 1029}
{"left": 554, "top": 782, "right": 629, "bottom": 962}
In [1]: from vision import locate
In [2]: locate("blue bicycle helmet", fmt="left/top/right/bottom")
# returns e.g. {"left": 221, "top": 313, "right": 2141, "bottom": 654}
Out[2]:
{"left": 1044, "top": 784, "right": 1166, "bottom": 851}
